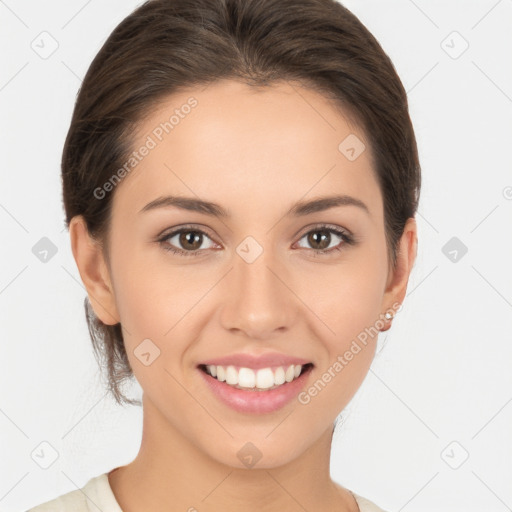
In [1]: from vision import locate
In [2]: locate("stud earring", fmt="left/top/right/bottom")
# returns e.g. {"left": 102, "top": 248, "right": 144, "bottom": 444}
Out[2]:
{"left": 378, "top": 311, "right": 395, "bottom": 333}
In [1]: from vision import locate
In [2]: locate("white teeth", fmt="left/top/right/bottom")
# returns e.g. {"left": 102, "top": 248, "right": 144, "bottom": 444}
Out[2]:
{"left": 204, "top": 363, "right": 307, "bottom": 390}
{"left": 274, "top": 366, "right": 285, "bottom": 385}
{"left": 238, "top": 367, "right": 256, "bottom": 388}
{"left": 226, "top": 365, "right": 238, "bottom": 385}
{"left": 256, "top": 368, "right": 274, "bottom": 389}
{"left": 216, "top": 365, "right": 226, "bottom": 382}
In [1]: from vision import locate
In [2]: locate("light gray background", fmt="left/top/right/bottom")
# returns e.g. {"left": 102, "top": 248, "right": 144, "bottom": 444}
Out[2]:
{"left": 1, "top": 1, "right": 511, "bottom": 511}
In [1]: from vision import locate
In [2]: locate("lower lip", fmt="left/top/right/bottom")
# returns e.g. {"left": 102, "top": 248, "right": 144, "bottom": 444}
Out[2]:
{"left": 198, "top": 365, "right": 313, "bottom": 414}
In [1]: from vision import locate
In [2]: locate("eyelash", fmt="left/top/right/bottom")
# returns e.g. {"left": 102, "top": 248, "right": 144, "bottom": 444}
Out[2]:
{"left": 157, "top": 223, "right": 356, "bottom": 258}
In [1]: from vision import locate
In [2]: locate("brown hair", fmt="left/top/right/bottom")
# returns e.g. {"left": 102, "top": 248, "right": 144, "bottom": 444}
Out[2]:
{"left": 62, "top": 0, "right": 421, "bottom": 406}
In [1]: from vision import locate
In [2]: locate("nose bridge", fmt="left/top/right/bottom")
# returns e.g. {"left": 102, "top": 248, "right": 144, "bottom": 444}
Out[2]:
{"left": 220, "top": 235, "right": 296, "bottom": 337}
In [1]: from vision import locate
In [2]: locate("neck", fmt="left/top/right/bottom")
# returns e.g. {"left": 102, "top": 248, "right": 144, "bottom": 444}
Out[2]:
{"left": 108, "top": 395, "right": 358, "bottom": 512}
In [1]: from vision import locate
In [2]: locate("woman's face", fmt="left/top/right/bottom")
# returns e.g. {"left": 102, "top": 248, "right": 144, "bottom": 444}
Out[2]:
{"left": 76, "top": 79, "right": 415, "bottom": 468}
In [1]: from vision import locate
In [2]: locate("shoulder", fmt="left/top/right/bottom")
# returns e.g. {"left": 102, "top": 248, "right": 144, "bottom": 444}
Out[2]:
{"left": 351, "top": 490, "right": 391, "bottom": 512}
{"left": 26, "top": 472, "right": 122, "bottom": 512}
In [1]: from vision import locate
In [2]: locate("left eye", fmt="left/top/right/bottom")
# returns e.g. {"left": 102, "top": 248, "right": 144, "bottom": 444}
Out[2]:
{"left": 294, "top": 226, "right": 353, "bottom": 254}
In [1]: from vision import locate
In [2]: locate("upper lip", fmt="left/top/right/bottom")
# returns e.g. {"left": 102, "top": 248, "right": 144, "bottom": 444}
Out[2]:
{"left": 198, "top": 352, "right": 313, "bottom": 370}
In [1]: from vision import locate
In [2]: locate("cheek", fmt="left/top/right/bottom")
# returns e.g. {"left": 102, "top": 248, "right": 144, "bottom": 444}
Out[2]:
{"left": 107, "top": 242, "right": 173, "bottom": 366}
{"left": 299, "top": 243, "right": 387, "bottom": 404}
{"left": 305, "top": 249, "right": 386, "bottom": 344}
{"left": 295, "top": 270, "right": 384, "bottom": 418}
{"left": 109, "top": 246, "right": 214, "bottom": 365}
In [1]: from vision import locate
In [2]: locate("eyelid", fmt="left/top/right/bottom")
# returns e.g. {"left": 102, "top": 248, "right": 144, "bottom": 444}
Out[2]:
{"left": 157, "top": 222, "right": 355, "bottom": 256}
{"left": 157, "top": 223, "right": 218, "bottom": 241}
{"left": 294, "top": 222, "right": 353, "bottom": 239}
{"left": 156, "top": 224, "right": 220, "bottom": 257}
{"left": 158, "top": 222, "right": 353, "bottom": 241}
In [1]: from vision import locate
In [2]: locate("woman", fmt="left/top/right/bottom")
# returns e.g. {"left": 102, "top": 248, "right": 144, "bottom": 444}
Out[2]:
{"left": 28, "top": 0, "right": 420, "bottom": 510}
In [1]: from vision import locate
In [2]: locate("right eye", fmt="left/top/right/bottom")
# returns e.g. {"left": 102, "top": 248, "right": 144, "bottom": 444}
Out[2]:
{"left": 158, "top": 227, "right": 218, "bottom": 257}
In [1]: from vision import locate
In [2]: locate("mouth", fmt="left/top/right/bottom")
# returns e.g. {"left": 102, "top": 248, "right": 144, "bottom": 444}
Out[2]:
{"left": 198, "top": 362, "right": 314, "bottom": 391}
{"left": 197, "top": 362, "right": 314, "bottom": 413}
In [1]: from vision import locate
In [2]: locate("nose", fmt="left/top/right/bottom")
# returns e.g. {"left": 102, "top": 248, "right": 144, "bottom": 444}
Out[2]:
{"left": 219, "top": 243, "right": 299, "bottom": 340}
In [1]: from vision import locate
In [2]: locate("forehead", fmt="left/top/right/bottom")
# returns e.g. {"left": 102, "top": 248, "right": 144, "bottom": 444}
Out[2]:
{"left": 111, "top": 79, "right": 382, "bottom": 223}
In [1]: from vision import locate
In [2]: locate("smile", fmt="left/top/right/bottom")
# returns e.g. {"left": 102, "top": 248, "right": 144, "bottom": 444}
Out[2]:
{"left": 198, "top": 363, "right": 315, "bottom": 414}
{"left": 200, "top": 363, "right": 314, "bottom": 391}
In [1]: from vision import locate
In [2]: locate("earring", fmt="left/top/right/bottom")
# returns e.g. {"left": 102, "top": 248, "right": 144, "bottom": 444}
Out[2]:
{"left": 379, "top": 311, "right": 394, "bottom": 332}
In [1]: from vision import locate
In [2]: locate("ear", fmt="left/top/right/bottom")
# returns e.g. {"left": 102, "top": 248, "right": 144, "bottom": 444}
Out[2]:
{"left": 69, "top": 215, "right": 120, "bottom": 325}
{"left": 380, "top": 217, "right": 418, "bottom": 331}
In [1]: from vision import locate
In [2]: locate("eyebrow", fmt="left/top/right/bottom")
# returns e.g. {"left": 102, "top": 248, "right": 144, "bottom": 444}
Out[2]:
{"left": 139, "top": 194, "right": 370, "bottom": 217}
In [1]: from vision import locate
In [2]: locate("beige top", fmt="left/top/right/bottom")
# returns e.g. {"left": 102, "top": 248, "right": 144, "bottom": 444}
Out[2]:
{"left": 27, "top": 473, "right": 389, "bottom": 512}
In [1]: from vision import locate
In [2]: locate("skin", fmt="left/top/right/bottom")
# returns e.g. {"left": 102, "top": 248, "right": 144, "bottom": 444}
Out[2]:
{"left": 70, "top": 79, "right": 417, "bottom": 512}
